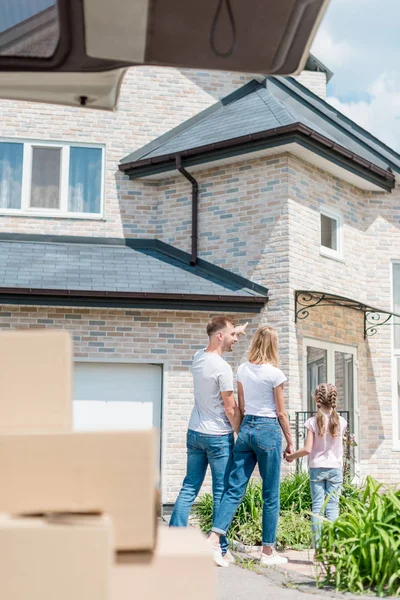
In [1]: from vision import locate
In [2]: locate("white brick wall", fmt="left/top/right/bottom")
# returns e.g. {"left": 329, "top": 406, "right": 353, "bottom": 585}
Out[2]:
{"left": 292, "top": 71, "right": 327, "bottom": 98}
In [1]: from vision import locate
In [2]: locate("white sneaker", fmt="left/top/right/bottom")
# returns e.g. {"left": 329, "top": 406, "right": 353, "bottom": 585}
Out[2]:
{"left": 207, "top": 539, "right": 229, "bottom": 567}
{"left": 223, "top": 549, "right": 235, "bottom": 564}
{"left": 260, "top": 549, "right": 288, "bottom": 566}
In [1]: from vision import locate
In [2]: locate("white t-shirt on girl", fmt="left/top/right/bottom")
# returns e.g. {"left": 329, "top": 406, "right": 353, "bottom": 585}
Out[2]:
{"left": 305, "top": 414, "right": 347, "bottom": 469}
{"left": 236, "top": 361, "right": 287, "bottom": 417}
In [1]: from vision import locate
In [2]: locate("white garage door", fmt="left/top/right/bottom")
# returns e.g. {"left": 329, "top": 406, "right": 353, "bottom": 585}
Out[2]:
{"left": 73, "top": 362, "right": 162, "bottom": 433}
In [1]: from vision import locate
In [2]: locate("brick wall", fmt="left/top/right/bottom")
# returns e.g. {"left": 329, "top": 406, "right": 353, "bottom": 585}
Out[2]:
{"left": 0, "top": 66, "right": 254, "bottom": 238}
{"left": 143, "top": 150, "right": 400, "bottom": 482}
{"left": 285, "top": 154, "right": 400, "bottom": 482}
{"left": 153, "top": 152, "right": 293, "bottom": 383}
{"left": 292, "top": 71, "right": 327, "bottom": 98}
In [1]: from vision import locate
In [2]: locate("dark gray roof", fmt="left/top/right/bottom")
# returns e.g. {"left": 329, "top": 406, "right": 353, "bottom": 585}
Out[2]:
{"left": 122, "top": 81, "right": 341, "bottom": 164}
{"left": 0, "top": 239, "right": 266, "bottom": 299}
{"left": 120, "top": 74, "right": 400, "bottom": 179}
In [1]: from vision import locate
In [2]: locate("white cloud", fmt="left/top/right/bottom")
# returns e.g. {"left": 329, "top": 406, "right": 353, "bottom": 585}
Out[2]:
{"left": 327, "top": 73, "right": 400, "bottom": 151}
{"left": 312, "top": 27, "right": 358, "bottom": 70}
{"left": 310, "top": 0, "right": 400, "bottom": 101}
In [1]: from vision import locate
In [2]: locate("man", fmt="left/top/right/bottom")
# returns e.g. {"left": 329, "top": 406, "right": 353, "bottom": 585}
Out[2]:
{"left": 169, "top": 316, "right": 246, "bottom": 567}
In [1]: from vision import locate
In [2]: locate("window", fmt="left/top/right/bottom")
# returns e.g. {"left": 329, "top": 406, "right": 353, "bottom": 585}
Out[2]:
{"left": 320, "top": 208, "right": 342, "bottom": 259}
{"left": 0, "top": 140, "right": 103, "bottom": 217}
{"left": 392, "top": 263, "right": 400, "bottom": 447}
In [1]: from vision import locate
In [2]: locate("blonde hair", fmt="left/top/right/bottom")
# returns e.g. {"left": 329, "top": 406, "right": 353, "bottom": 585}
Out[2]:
{"left": 315, "top": 383, "right": 340, "bottom": 437}
{"left": 248, "top": 326, "right": 279, "bottom": 367}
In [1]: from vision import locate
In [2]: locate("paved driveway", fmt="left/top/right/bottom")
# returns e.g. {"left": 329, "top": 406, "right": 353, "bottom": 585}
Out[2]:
{"left": 216, "top": 564, "right": 366, "bottom": 600}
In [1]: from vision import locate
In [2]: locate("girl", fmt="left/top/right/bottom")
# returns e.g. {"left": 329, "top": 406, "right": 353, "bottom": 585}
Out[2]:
{"left": 286, "top": 383, "right": 347, "bottom": 545}
{"left": 208, "top": 326, "right": 293, "bottom": 567}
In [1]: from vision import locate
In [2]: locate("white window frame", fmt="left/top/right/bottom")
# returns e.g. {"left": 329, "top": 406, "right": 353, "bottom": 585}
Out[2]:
{"left": 391, "top": 262, "right": 400, "bottom": 450}
{"left": 320, "top": 206, "right": 343, "bottom": 260}
{"left": 303, "top": 337, "right": 360, "bottom": 470}
{"left": 0, "top": 137, "right": 105, "bottom": 219}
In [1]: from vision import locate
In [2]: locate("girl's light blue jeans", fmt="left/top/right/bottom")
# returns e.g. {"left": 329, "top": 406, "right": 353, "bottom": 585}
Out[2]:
{"left": 310, "top": 467, "right": 342, "bottom": 545}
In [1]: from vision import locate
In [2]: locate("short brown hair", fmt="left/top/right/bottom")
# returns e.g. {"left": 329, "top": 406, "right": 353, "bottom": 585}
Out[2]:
{"left": 206, "top": 316, "right": 234, "bottom": 337}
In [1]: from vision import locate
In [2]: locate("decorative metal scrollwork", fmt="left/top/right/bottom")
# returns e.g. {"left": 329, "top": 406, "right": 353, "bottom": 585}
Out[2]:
{"left": 295, "top": 290, "right": 400, "bottom": 339}
{"left": 295, "top": 291, "right": 326, "bottom": 321}
{"left": 364, "top": 311, "right": 394, "bottom": 337}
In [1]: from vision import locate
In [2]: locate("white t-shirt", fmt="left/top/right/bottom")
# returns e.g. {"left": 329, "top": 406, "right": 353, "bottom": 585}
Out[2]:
{"left": 236, "top": 361, "right": 287, "bottom": 417}
{"left": 188, "top": 349, "right": 234, "bottom": 435}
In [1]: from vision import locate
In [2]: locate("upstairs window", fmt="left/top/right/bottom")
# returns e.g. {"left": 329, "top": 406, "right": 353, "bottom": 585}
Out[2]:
{"left": 0, "top": 140, "right": 103, "bottom": 217}
{"left": 320, "top": 208, "right": 342, "bottom": 259}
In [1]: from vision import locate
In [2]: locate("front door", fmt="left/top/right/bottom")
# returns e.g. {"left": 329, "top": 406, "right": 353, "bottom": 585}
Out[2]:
{"left": 303, "top": 339, "right": 359, "bottom": 469}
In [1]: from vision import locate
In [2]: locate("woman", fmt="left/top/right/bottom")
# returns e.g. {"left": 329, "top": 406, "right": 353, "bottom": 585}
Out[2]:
{"left": 208, "top": 326, "right": 293, "bottom": 567}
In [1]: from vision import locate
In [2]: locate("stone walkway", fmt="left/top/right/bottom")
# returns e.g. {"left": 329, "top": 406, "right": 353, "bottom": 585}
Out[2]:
{"left": 239, "top": 546, "right": 317, "bottom": 580}
{"left": 161, "top": 519, "right": 377, "bottom": 599}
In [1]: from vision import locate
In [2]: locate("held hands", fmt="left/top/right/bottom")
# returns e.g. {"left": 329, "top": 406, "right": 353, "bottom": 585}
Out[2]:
{"left": 234, "top": 322, "right": 249, "bottom": 336}
{"left": 283, "top": 444, "right": 294, "bottom": 462}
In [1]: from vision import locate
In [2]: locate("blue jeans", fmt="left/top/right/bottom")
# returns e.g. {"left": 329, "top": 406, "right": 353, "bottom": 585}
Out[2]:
{"left": 310, "top": 467, "right": 342, "bottom": 545}
{"left": 170, "top": 429, "right": 234, "bottom": 555}
{"left": 212, "top": 415, "right": 282, "bottom": 546}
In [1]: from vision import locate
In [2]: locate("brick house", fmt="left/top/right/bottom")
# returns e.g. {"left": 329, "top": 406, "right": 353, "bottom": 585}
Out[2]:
{"left": 0, "top": 57, "right": 399, "bottom": 510}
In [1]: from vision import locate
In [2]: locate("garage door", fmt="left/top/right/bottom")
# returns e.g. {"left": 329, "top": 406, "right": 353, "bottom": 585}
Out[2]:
{"left": 73, "top": 362, "right": 162, "bottom": 433}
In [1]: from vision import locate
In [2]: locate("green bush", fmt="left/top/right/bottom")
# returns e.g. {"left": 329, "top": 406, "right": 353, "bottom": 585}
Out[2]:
{"left": 192, "top": 479, "right": 263, "bottom": 545}
{"left": 277, "top": 510, "right": 313, "bottom": 550}
{"left": 192, "top": 473, "right": 363, "bottom": 550}
{"left": 192, "top": 475, "right": 313, "bottom": 548}
{"left": 280, "top": 471, "right": 312, "bottom": 513}
{"left": 316, "top": 477, "right": 400, "bottom": 597}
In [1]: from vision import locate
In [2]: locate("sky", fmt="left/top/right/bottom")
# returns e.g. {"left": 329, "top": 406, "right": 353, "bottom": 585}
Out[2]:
{"left": 311, "top": 0, "right": 400, "bottom": 151}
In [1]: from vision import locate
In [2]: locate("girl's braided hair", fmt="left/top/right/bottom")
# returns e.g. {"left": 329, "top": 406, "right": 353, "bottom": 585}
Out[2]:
{"left": 315, "top": 383, "right": 340, "bottom": 437}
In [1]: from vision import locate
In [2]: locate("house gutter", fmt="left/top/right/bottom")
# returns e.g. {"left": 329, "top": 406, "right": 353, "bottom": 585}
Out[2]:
{"left": 120, "top": 123, "right": 395, "bottom": 191}
{"left": 175, "top": 155, "right": 199, "bottom": 265}
{"left": 0, "top": 286, "right": 267, "bottom": 313}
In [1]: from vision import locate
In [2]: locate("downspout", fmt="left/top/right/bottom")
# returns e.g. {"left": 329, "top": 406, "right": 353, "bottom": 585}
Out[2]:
{"left": 176, "top": 155, "right": 199, "bottom": 265}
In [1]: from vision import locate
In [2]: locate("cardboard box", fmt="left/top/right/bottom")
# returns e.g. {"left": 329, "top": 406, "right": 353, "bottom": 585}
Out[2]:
{"left": 0, "top": 330, "right": 72, "bottom": 433}
{"left": 0, "top": 430, "right": 157, "bottom": 550}
{"left": 112, "top": 527, "right": 214, "bottom": 600}
{"left": 0, "top": 513, "right": 113, "bottom": 600}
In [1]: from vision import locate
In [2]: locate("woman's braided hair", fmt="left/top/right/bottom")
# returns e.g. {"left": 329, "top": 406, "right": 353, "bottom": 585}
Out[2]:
{"left": 315, "top": 383, "right": 340, "bottom": 437}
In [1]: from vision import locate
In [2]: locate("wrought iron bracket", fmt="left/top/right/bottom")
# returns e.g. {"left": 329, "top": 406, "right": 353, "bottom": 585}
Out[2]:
{"left": 295, "top": 290, "right": 400, "bottom": 339}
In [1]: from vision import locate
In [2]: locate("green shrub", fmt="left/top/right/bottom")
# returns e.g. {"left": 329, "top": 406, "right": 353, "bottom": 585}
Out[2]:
{"left": 231, "top": 519, "right": 262, "bottom": 547}
{"left": 277, "top": 510, "right": 313, "bottom": 550}
{"left": 192, "top": 479, "right": 263, "bottom": 545}
{"left": 192, "top": 476, "right": 312, "bottom": 547}
{"left": 191, "top": 473, "right": 363, "bottom": 550}
{"left": 280, "top": 471, "right": 312, "bottom": 513}
{"left": 316, "top": 477, "right": 400, "bottom": 597}
{"left": 191, "top": 490, "right": 213, "bottom": 532}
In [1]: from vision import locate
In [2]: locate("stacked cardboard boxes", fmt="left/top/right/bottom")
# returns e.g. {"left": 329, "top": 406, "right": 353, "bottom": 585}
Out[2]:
{"left": 0, "top": 330, "right": 213, "bottom": 599}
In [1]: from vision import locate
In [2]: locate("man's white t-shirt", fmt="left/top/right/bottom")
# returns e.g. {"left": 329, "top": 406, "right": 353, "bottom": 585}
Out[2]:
{"left": 236, "top": 361, "right": 287, "bottom": 417}
{"left": 188, "top": 349, "right": 234, "bottom": 435}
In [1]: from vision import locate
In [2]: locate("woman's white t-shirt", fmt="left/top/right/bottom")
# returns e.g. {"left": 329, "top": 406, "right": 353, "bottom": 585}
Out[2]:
{"left": 236, "top": 361, "right": 287, "bottom": 417}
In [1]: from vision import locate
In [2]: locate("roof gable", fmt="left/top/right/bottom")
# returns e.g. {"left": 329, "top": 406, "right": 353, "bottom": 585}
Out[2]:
{"left": 269, "top": 76, "right": 400, "bottom": 173}
{"left": 120, "top": 71, "right": 400, "bottom": 191}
